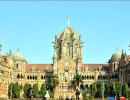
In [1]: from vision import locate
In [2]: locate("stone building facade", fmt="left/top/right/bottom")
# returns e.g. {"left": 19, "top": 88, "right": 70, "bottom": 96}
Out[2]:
{"left": 0, "top": 20, "right": 129, "bottom": 99}
{"left": 108, "top": 49, "right": 130, "bottom": 86}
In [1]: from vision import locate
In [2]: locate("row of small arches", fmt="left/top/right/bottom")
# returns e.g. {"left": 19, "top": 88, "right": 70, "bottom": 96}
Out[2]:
{"left": 27, "top": 75, "right": 37, "bottom": 80}
{"left": 27, "top": 75, "right": 46, "bottom": 80}
{"left": 17, "top": 74, "right": 25, "bottom": 79}
{"left": 17, "top": 74, "right": 47, "bottom": 80}
{"left": 81, "top": 75, "right": 108, "bottom": 80}
{"left": 98, "top": 75, "right": 108, "bottom": 79}
{"left": 81, "top": 75, "right": 94, "bottom": 80}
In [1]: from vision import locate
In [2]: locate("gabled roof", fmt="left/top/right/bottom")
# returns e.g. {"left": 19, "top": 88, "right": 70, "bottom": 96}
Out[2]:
{"left": 25, "top": 64, "right": 53, "bottom": 72}
{"left": 25, "top": 63, "right": 109, "bottom": 72}
{"left": 81, "top": 64, "right": 109, "bottom": 71}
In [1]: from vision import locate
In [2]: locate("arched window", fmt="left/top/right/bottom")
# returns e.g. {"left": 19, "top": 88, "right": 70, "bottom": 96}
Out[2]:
{"left": 90, "top": 76, "right": 92, "bottom": 79}
{"left": 16, "top": 63, "right": 19, "bottom": 68}
{"left": 85, "top": 84, "right": 88, "bottom": 89}
{"left": 21, "top": 74, "right": 22, "bottom": 79}
{"left": 80, "top": 84, "right": 84, "bottom": 90}
{"left": 35, "top": 76, "right": 37, "bottom": 80}
{"left": 30, "top": 76, "right": 32, "bottom": 79}
{"left": 98, "top": 75, "right": 100, "bottom": 79}
{"left": 33, "top": 76, "right": 35, "bottom": 80}
{"left": 92, "top": 76, "right": 94, "bottom": 79}
{"left": 41, "top": 76, "right": 43, "bottom": 79}
{"left": 27, "top": 76, "right": 29, "bottom": 79}
{"left": 17, "top": 74, "right": 20, "bottom": 78}
{"left": 82, "top": 76, "right": 84, "bottom": 80}
{"left": 90, "top": 84, "right": 92, "bottom": 90}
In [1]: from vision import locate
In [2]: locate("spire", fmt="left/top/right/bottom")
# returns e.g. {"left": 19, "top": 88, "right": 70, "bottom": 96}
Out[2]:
{"left": 9, "top": 49, "right": 12, "bottom": 55}
{"left": 67, "top": 16, "right": 70, "bottom": 27}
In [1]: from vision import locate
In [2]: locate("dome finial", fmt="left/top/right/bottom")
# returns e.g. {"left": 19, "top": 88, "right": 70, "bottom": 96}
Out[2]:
{"left": 67, "top": 16, "right": 70, "bottom": 27}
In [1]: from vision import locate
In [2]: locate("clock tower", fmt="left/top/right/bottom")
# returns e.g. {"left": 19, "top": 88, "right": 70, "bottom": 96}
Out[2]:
{"left": 53, "top": 17, "right": 83, "bottom": 98}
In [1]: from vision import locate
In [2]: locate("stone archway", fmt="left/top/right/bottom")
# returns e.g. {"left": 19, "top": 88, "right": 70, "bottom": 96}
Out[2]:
{"left": 85, "top": 84, "right": 88, "bottom": 90}
{"left": 80, "top": 84, "right": 84, "bottom": 90}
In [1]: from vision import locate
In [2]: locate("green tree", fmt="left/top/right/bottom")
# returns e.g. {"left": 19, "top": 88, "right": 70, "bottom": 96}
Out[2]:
{"left": 13, "top": 82, "right": 21, "bottom": 98}
{"left": 49, "top": 91, "right": 54, "bottom": 98}
{"left": 82, "top": 90, "right": 89, "bottom": 100}
{"left": 8, "top": 82, "right": 21, "bottom": 98}
{"left": 112, "top": 82, "right": 122, "bottom": 98}
{"left": 117, "top": 83, "right": 122, "bottom": 97}
{"left": 128, "top": 90, "right": 130, "bottom": 100}
{"left": 95, "top": 83, "right": 100, "bottom": 97}
{"left": 40, "top": 83, "right": 46, "bottom": 98}
{"left": 122, "top": 83, "right": 129, "bottom": 98}
{"left": 8, "top": 82, "right": 13, "bottom": 98}
{"left": 23, "top": 83, "right": 32, "bottom": 98}
{"left": 91, "top": 83, "right": 97, "bottom": 99}
{"left": 100, "top": 81, "right": 105, "bottom": 100}
{"left": 105, "top": 84, "right": 110, "bottom": 97}
{"left": 70, "top": 74, "right": 83, "bottom": 100}
{"left": 32, "top": 83, "right": 39, "bottom": 98}
{"left": 45, "top": 70, "right": 59, "bottom": 97}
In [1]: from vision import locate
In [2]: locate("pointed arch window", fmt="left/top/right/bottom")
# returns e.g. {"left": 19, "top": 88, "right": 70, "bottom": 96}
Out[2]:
{"left": 41, "top": 76, "right": 43, "bottom": 79}
{"left": 33, "top": 76, "right": 35, "bottom": 80}
{"left": 30, "top": 76, "right": 32, "bottom": 79}
{"left": 35, "top": 76, "right": 37, "bottom": 80}
{"left": 16, "top": 63, "right": 19, "bottom": 68}
{"left": 17, "top": 74, "right": 20, "bottom": 78}
{"left": 27, "top": 76, "right": 29, "bottom": 79}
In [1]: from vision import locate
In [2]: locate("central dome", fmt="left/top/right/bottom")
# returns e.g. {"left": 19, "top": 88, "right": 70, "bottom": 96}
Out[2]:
{"left": 59, "top": 27, "right": 78, "bottom": 40}
{"left": 14, "top": 49, "right": 24, "bottom": 60}
{"left": 111, "top": 50, "right": 121, "bottom": 61}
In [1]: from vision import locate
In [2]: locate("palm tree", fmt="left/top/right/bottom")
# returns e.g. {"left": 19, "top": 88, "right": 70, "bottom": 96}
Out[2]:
{"left": 45, "top": 70, "right": 59, "bottom": 97}
{"left": 69, "top": 74, "right": 83, "bottom": 100}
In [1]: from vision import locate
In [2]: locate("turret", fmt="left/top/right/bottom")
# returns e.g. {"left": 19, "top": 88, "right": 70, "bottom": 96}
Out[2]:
{"left": 109, "top": 50, "right": 121, "bottom": 72}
